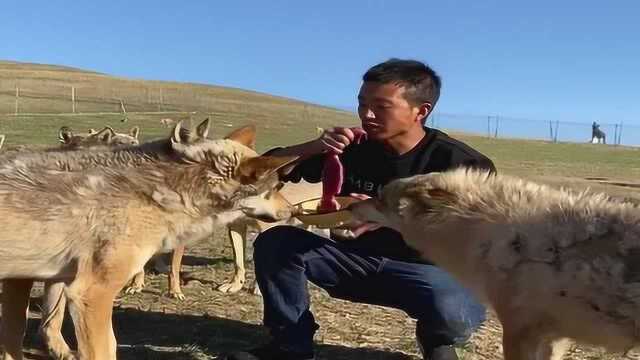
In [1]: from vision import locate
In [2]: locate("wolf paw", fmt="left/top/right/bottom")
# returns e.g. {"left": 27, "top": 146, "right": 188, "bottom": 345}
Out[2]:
{"left": 169, "top": 290, "right": 186, "bottom": 301}
{"left": 123, "top": 284, "right": 143, "bottom": 295}
{"left": 252, "top": 284, "right": 262, "bottom": 296}
{"left": 217, "top": 280, "right": 244, "bottom": 293}
{"left": 41, "top": 328, "right": 76, "bottom": 360}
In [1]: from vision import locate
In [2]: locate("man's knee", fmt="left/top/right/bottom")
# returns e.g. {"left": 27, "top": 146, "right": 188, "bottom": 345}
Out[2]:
{"left": 419, "top": 292, "right": 486, "bottom": 346}
{"left": 254, "top": 225, "right": 316, "bottom": 270}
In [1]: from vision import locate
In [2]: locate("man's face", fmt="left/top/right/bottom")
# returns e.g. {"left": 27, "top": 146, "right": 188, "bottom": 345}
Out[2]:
{"left": 357, "top": 81, "right": 429, "bottom": 141}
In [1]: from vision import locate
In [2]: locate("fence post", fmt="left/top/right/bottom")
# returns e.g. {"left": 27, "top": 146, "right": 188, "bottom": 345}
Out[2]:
{"left": 120, "top": 99, "right": 128, "bottom": 122}
{"left": 613, "top": 124, "right": 619, "bottom": 146}
{"left": 553, "top": 120, "right": 559, "bottom": 142}
{"left": 487, "top": 116, "right": 491, "bottom": 138}
{"left": 71, "top": 86, "right": 76, "bottom": 113}
{"left": 493, "top": 115, "right": 499, "bottom": 138}
{"left": 549, "top": 121, "right": 554, "bottom": 141}
{"left": 15, "top": 87, "right": 19, "bottom": 115}
{"left": 618, "top": 122, "right": 623, "bottom": 145}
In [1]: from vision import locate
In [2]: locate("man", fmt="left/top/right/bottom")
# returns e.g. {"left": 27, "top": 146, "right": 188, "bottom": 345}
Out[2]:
{"left": 226, "top": 59, "right": 496, "bottom": 360}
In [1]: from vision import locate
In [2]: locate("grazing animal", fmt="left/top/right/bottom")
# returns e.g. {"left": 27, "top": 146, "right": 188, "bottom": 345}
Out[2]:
{"left": 591, "top": 121, "right": 606, "bottom": 144}
{"left": 350, "top": 168, "right": 640, "bottom": 360}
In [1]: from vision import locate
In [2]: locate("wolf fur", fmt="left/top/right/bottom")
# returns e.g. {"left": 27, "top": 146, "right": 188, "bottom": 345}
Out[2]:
{"left": 0, "top": 122, "right": 296, "bottom": 360}
{"left": 125, "top": 180, "right": 324, "bottom": 299}
{"left": 350, "top": 168, "right": 640, "bottom": 360}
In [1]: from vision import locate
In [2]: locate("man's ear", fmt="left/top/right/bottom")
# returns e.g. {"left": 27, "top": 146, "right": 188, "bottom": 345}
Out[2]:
{"left": 236, "top": 155, "right": 299, "bottom": 184}
{"left": 417, "top": 102, "right": 432, "bottom": 123}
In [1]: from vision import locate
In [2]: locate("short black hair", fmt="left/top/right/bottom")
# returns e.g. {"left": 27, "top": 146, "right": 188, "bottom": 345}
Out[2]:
{"left": 363, "top": 58, "right": 441, "bottom": 108}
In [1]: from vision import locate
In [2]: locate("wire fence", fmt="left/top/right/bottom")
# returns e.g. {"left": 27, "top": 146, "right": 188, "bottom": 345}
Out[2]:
{"left": 0, "top": 79, "right": 637, "bottom": 146}
{"left": 428, "top": 112, "right": 635, "bottom": 146}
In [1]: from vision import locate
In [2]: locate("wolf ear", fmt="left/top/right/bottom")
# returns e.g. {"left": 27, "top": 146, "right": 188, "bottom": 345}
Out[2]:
{"left": 225, "top": 125, "right": 256, "bottom": 149}
{"left": 398, "top": 186, "right": 455, "bottom": 217}
{"left": 236, "top": 155, "right": 299, "bottom": 184}
{"left": 421, "top": 188, "right": 456, "bottom": 211}
{"left": 58, "top": 126, "right": 74, "bottom": 144}
{"left": 195, "top": 118, "right": 211, "bottom": 139}
{"left": 171, "top": 121, "right": 193, "bottom": 144}
{"left": 129, "top": 126, "right": 140, "bottom": 139}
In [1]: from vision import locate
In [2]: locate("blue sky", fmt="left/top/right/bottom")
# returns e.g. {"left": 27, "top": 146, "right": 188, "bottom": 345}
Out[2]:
{"left": 2, "top": 1, "right": 639, "bottom": 135}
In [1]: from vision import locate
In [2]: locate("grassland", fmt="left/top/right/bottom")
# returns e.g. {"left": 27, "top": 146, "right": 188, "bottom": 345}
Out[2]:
{"left": 1, "top": 60, "right": 639, "bottom": 359}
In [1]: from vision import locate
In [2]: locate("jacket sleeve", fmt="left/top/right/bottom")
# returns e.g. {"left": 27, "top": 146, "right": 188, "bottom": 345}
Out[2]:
{"left": 451, "top": 149, "right": 497, "bottom": 174}
{"left": 262, "top": 147, "right": 325, "bottom": 183}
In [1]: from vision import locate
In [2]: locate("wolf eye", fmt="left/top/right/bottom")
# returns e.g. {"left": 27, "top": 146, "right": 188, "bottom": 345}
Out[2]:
{"left": 274, "top": 181, "right": 285, "bottom": 191}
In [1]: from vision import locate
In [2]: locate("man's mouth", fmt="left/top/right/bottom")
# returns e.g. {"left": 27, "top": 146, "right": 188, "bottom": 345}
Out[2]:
{"left": 363, "top": 122, "right": 382, "bottom": 131}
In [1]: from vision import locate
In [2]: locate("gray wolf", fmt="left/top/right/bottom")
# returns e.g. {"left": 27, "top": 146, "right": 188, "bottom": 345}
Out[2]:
{"left": 350, "top": 167, "right": 640, "bottom": 359}
{"left": 0, "top": 123, "right": 297, "bottom": 360}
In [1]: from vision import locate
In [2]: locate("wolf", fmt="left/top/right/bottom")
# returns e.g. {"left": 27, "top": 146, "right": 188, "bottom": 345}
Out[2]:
{"left": 58, "top": 125, "right": 140, "bottom": 149}
{"left": 124, "top": 180, "right": 324, "bottom": 299}
{"left": 0, "top": 122, "right": 297, "bottom": 360}
{"left": 2, "top": 120, "right": 282, "bottom": 359}
{"left": 2, "top": 124, "right": 141, "bottom": 359}
{"left": 349, "top": 168, "right": 640, "bottom": 360}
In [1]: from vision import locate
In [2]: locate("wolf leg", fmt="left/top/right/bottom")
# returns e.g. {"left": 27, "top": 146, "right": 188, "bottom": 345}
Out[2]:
{"left": 66, "top": 275, "right": 125, "bottom": 360}
{"left": 39, "top": 280, "right": 75, "bottom": 359}
{"left": 218, "top": 223, "right": 248, "bottom": 293}
{"left": 123, "top": 270, "right": 145, "bottom": 295}
{"left": 168, "top": 245, "right": 186, "bottom": 300}
{"left": 1, "top": 279, "right": 33, "bottom": 360}
{"left": 500, "top": 312, "right": 567, "bottom": 360}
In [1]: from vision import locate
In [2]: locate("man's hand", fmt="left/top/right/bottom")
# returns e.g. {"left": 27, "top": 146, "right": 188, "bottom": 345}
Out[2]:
{"left": 315, "top": 127, "right": 361, "bottom": 154}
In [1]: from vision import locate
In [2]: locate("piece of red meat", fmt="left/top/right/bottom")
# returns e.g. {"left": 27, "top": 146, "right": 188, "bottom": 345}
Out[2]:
{"left": 318, "top": 128, "right": 367, "bottom": 212}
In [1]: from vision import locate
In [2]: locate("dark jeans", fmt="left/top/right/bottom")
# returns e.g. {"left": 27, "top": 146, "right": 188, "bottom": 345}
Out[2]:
{"left": 254, "top": 226, "right": 486, "bottom": 353}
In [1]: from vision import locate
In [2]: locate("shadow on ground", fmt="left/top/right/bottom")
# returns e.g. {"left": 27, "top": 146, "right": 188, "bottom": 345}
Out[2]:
{"left": 13, "top": 306, "right": 412, "bottom": 360}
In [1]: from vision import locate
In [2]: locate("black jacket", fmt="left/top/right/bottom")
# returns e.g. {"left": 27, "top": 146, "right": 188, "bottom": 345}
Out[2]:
{"left": 273, "top": 127, "right": 496, "bottom": 263}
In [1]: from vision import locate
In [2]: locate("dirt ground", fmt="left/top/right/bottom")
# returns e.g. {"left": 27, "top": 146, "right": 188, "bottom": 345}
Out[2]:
{"left": 4, "top": 177, "right": 640, "bottom": 359}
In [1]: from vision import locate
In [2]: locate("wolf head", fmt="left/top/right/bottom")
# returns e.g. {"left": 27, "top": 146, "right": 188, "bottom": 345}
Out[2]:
{"left": 159, "top": 120, "right": 298, "bottom": 224}
{"left": 349, "top": 171, "right": 464, "bottom": 231}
